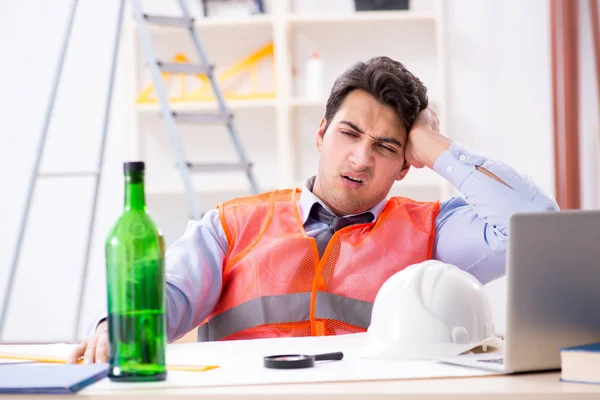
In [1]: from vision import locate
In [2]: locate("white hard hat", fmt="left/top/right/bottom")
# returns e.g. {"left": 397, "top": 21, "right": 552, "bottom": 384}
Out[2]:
{"left": 358, "top": 260, "right": 499, "bottom": 360}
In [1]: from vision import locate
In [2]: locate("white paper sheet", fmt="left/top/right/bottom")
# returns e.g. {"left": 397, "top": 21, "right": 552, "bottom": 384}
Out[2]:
{"left": 84, "top": 333, "right": 502, "bottom": 392}
{"left": 0, "top": 343, "right": 77, "bottom": 362}
{"left": 0, "top": 359, "right": 34, "bottom": 364}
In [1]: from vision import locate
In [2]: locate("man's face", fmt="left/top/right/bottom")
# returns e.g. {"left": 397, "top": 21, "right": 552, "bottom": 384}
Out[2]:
{"left": 313, "top": 90, "right": 410, "bottom": 216}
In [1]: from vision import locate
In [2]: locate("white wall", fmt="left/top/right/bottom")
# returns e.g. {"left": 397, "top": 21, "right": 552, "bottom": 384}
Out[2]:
{"left": 0, "top": 0, "right": 557, "bottom": 342}
{"left": 444, "top": 0, "right": 554, "bottom": 335}
{"left": 0, "top": 0, "right": 126, "bottom": 342}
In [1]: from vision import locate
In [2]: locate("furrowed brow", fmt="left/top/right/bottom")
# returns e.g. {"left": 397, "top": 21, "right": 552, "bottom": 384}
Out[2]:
{"left": 340, "top": 120, "right": 403, "bottom": 147}
{"left": 339, "top": 120, "right": 365, "bottom": 134}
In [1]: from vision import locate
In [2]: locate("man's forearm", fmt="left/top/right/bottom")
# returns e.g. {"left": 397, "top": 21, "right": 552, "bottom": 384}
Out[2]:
{"left": 432, "top": 142, "right": 558, "bottom": 284}
{"left": 434, "top": 142, "right": 558, "bottom": 228}
{"left": 476, "top": 166, "right": 511, "bottom": 188}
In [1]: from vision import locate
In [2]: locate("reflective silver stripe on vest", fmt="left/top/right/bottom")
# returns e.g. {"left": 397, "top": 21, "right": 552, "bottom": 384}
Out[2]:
{"left": 197, "top": 292, "right": 373, "bottom": 342}
{"left": 313, "top": 291, "right": 373, "bottom": 329}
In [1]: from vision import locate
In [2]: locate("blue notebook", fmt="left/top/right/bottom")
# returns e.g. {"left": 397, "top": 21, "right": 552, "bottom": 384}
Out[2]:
{"left": 560, "top": 342, "right": 600, "bottom": 385}
{"left": 0, "top": 363, "right": 108, "bottom": 394}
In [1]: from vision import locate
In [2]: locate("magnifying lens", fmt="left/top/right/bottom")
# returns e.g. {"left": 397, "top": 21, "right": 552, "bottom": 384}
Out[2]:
{"left": 263, "top": 352, "right": 344, "bottom": 369}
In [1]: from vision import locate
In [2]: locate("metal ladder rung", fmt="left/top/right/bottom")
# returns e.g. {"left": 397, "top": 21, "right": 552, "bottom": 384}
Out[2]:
{"left": 38, "top": 171, "right": 100, "bottom": 178}
{"left": 158, "top": 61, "right": 213, "bottom": 75}
{"left": 130, "top": 0, "right": 260, "bottom": 221}
{"left": 172, "top": 111, "right": 232, "bottom": 124}
{"left": 143, "top": 14, "right": 194, "bottom": 27}
{"left": 186, "top": 162, "right": 252, "bottom": 173}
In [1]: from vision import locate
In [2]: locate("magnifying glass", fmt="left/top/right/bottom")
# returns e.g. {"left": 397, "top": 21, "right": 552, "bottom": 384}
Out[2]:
{"left": 263, "top": 352, "right": 344, "bottom": 369}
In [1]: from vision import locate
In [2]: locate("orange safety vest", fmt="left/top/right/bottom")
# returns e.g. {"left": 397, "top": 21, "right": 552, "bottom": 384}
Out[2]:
{"left": 197, "top": 189, "right": 440, "bottom": 341}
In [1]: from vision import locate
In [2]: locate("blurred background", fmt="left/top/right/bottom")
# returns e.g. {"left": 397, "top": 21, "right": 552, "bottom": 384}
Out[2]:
{"left": 0, "top": 0, "right": 597, "bottom": 343}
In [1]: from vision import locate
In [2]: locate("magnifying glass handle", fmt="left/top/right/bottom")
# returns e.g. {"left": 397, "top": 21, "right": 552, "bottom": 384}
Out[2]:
{"left": 314, "top": 352, "right": 344, "bottom": 361}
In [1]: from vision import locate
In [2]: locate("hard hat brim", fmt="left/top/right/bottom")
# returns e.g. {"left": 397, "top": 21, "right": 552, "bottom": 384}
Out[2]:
{"left": 357, "top": 337, "right": 502, "bottom": 361}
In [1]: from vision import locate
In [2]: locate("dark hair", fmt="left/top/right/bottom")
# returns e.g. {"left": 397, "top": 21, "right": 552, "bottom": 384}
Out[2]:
{"left": 324, "top": 56, "right": 428, "bottom": 133}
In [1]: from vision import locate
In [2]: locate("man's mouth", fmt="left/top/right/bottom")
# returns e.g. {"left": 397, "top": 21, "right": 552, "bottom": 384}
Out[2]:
{"left": 343, "top": 175, "right": 364, "bottom": 183}
{"left": 341, "top": 171, "right": 370, "bottom": 186}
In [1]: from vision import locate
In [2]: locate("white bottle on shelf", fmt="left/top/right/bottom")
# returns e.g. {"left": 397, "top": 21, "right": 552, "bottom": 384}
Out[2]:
{"left": 305, "top": 51, "right": 324, "bottom": 100}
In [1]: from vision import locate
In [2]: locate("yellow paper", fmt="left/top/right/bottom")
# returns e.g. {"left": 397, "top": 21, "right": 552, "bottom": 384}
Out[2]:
{"left": 0, "top": 353, "right": 218, "bottom": 373}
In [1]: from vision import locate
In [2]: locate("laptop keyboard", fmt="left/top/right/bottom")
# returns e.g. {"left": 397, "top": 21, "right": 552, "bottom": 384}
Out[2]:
{"left": 477, "top": 358, "right": 504, "bottom": 364}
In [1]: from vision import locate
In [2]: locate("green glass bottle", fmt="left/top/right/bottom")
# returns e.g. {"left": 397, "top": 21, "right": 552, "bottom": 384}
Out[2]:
{"left": 105, "top": 161, "right": 167, "bottom": 382}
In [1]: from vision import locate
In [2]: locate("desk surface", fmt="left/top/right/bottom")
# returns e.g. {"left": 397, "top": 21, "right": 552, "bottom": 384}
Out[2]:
{"left": 2, "top": 335, "right": 600, "bottom": 398}
{"left": 2, "top": 371, "right": 600, "bottom": 399}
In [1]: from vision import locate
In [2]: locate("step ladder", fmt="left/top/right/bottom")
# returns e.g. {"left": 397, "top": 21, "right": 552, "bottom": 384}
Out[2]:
{"left": 131, "top": 0, "right": 260, "bottom": 220}
{"left": 0, "top": 0, "right": 259, "bottom": 343}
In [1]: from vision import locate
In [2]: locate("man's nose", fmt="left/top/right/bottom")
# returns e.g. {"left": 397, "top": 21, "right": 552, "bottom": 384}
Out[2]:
{"left": 348, "top": 142, "right": 373, "bottom": 169}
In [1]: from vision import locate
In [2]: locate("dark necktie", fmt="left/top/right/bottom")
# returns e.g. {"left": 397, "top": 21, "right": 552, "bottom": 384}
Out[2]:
{"left": 309, "top": 203, "right": 374, "bottom": 258}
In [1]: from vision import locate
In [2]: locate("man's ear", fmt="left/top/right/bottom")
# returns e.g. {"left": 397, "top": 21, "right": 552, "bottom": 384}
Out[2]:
{"left": 396, "top": 160, "right": 411, "bottom": 181}
{"left": 316, "top": 118, "right": 327, "bottom": 152}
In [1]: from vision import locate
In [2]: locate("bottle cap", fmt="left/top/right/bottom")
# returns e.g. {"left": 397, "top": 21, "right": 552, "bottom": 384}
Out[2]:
{"left": 124, "top": 161, "right": 145, "bottom": 174}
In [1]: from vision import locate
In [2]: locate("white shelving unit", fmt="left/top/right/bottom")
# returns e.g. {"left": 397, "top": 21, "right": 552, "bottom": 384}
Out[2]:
{"left": 122, "top": 0, "right": 450, "bottom": 220}
{"left": 286, "top": 10, "right": 436, "bottom": 24}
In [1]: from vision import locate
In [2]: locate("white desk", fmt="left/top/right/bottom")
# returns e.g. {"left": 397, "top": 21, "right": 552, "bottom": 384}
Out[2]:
{"left": 3, "top": 334, "right": 599, "bottom": 399}
{"left": 3, "top": 372, "right": 600, "bottom": 399}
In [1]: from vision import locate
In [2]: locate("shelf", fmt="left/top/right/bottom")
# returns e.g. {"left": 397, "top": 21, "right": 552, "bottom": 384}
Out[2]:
{"left": 136, "top": 97, "right": 439, "bottom": 113}
{"left": 124, "top": 2, "right": 448, "bottom": 204}
{"left": 126, "top": 11, "right": 435, "bottom": 31}
{"left": 287, "top": 10, "right": 437, "bottom": 25}
{"left": 125, "top": 14, "right": 273, "bottom": 34}
{"left": 146, "top": 181, "right": 275, "bottom": 196}
{"left": 193, "top": 14, "right": 273, "bottom": 28}
{"left": 290, "top": 97, "right": 441, "bottom": 110}
{"left": 290, "top": 98, "right": 327, "bottom": 108}
{"left": 136, "top": 99, "right": 277, "bottom": 113}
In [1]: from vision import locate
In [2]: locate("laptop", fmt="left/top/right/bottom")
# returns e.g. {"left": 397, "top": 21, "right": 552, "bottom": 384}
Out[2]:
{"left": 439, "top": 210, "right": 600, "bottom": 373}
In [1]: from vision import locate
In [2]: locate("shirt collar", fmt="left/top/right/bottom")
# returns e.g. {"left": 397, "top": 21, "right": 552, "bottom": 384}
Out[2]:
{"left": 298, "top": 176, "right": 388, "bottom": 225}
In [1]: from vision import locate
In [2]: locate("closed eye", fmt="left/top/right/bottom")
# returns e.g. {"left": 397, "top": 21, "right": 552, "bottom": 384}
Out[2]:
{"left": 341, "top": 129, "right": 399, "bottom": 154}
{"left": 341, "top": 130, "right": 359, "bottom": 138}
{"left": 377, "top": 143, "right": 397, "bottom": 154}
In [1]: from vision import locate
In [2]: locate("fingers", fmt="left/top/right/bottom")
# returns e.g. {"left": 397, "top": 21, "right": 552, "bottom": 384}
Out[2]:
{"left": 83, "top": 335, "right": 98, "bottom": 364}
{"left": 68, "top": 319, "right": 111, "bottom": 364}
{"left": 67, "top": 338, "right": 88, "bottom": 364}
{"left": 95, "top": 335, "right": 109, "bottom": 363}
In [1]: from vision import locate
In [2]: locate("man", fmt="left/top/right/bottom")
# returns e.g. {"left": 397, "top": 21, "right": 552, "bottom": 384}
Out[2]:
{"left": 69, "top": 56, "right": 558, "bottom": 363}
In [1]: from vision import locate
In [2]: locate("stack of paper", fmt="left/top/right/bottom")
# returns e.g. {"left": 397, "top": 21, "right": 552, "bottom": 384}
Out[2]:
{"left": 0, "top": 343, "right": 217, "bottom": 372}
{"left": 0, "top": 343, "right": 77, "bottom": 364}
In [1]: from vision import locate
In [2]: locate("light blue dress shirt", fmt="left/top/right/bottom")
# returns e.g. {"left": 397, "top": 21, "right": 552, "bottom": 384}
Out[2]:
{"left": 92, "top": 142, "right": 559, "bottom": 341}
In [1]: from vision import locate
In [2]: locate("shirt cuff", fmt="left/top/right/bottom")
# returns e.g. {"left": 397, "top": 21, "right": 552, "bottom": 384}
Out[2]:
{"left": 86, "top": 312, "right": 108, "bottom": 337}
{"left": 433, "top": 142, "right": 486, "bottom": 189}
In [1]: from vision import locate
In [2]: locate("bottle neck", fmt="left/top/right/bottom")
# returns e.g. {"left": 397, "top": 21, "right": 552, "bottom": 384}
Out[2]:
{"left": 124, "top": 172, "right": 146, "bottom": 211}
